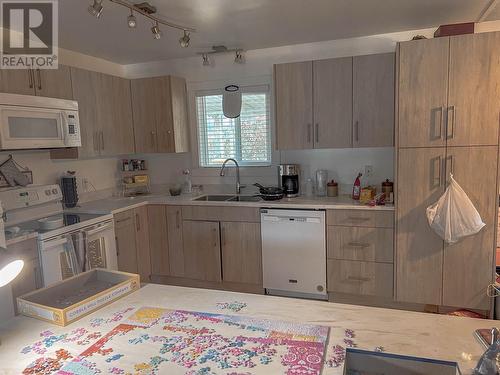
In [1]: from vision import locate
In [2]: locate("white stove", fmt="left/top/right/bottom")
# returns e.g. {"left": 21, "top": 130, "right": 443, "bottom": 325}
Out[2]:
{"left": 0, "top": 184, "right": 117, "bottom": 287}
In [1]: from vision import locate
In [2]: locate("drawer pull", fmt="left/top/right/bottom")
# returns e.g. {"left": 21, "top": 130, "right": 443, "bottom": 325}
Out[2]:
{"left": 346, "top": 276, "right": 371, "bottom": 283}
{"left": 347, "top": 217, "right": 370, "bottom": 222}
{"left": 115, "top": 217, "right": 132, "bottom": 224}
{"left": 346, "top": 242, "right": 370, "bottom": 248}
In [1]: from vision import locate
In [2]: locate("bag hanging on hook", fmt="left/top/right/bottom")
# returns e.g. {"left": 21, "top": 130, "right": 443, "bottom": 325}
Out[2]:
{"left": 223, "top": 85, "right": 241, "bottom": 119}
{"left": 426, "top": 173, "right": 485, "bottom": 244}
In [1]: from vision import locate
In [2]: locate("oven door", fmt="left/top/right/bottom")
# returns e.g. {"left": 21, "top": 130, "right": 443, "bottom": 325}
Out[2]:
{"left": 0, "top": 105, "right": 66, "bottom": 149}
{"left": 84, "top": 220, "right": 118, "bottom": 271}
{"left": 39, "top": 236, "right": 77, "bottom": 287}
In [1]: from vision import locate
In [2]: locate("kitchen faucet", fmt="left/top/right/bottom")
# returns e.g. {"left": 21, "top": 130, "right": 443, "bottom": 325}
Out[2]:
{"left": 219, "top": 158, "right": 245, "bottom": 194}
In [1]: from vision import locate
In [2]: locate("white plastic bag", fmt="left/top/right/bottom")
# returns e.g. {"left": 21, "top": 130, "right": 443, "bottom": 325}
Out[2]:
{"left": 426, "top": 174, "right": 485, "bottom": 244}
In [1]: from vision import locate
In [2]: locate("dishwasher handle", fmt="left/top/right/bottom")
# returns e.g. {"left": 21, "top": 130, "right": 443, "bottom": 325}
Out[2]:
{"left": 261, "top": 215, "right": 321, "bottom": 223}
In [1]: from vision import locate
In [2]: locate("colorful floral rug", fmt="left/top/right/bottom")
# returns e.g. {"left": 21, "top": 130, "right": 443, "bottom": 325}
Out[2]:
{"left": 53, "top": 307, "right": 329, "bottom": 374}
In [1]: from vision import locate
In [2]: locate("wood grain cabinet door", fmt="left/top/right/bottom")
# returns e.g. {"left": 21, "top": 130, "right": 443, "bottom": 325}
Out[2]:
{"left": 182, "top": 220, "right": 222, "bottom": 282}
{"left": 313, "top": 57, "right": 353, "bottom": 149}
{"left": 99, "top": 74, "right": 135, "bottom": 156}
{"left": 35, "top": 65, "right": 73, "bottom": 99}
{"left": 396, "top": 147, "right": 446, "bottom": 305}
{"left": 0, "top": 69, "right": 35, "bottom": 95}
{"left": 166, "top": 206, "right": 185, "bottom": 277}
{"left": 353, "top": 53, "right": 395, "bottom": 147}
{"left": 169, "top": 76, "right": 189, "bottom": 153}
{"left": 274, "top": 61, "right": 314, "bottom": 150}
{"left": 442, "top": 146, "right": 498, "bottom": 310}
{"left": 131, "top": 77, "right": 160, "bottom": 153}
{"left": 447, "top": 32, "right": 500, "bottom": 147}
{"left": 398, "top": 37, "right": 449, "bottom": 148}
{"left": 221, "top": 222, "right": 262, "bottom": 285}
{"left": 147, "top": 205, "right": 169, "bottom": 277}
{"left": 70, "top": 67, "right": 100, "bottom": 157}
{"left": 114, "top": 210, "right": 139, "bottom": 274}
{"left": 134, "top": 206, "right": 151, "bottom": 281}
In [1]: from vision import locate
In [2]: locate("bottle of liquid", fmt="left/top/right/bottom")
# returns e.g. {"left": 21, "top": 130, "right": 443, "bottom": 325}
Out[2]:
{"left": 182, "top": 169, "right": 192, "bottom": 194}
{"left": 352, "top": 173, "right": 362, "bottom": 200}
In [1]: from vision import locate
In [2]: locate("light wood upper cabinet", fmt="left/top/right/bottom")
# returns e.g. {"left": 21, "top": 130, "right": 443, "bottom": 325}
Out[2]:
{"left": 353, "top": 53, "right": 395, "bottom": 147}
{"left": 182, "top": 220, "right": 222, "bottom": 282}
{"left": 442, "top": 146, "right": 497, "bottom": 309}
{"left": 35, "top": 66, "right": 73, "bottom": 99}
{"left": 274, "top": 61, "right": 314, "bottom": 150}
{"left": 447, "top": 32, "right": 500, "bottom": 146}
{"left": 131, "top": 75, "right": 189, "bottom": 154}
{"left": 221, "top": 222, "right": 262, "bottom": 285}
{"left": 0, "top": 65, "right": 72, "bottom": 99}
{"left": 0, "top": 69, "right": 36, "bottom": 95}
{"left": 398, "top": 37, "right": 449, "bottom": 148}
{"left": 68, "top": 67, "right": 135, "bottom": 158}
{"left": 313, "top": 57, "right": 352, "bottom": 148}
{"left": 396, "top": 147, "right": 446, "bottom": 305}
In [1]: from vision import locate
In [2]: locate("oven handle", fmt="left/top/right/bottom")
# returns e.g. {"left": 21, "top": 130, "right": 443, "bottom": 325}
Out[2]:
{"left": 85, "top": 221, "right": 114, "bottom": 236}
{"left": 41, "top": 237, "right": 68, "bottom": 249}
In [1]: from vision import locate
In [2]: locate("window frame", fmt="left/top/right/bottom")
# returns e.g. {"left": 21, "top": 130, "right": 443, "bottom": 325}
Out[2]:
{"left": 194, "top": 85, "right": 272, "bottom": 168}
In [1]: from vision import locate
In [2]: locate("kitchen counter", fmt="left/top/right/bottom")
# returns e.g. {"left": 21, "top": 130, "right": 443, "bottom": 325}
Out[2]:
{"left": 69, "top": 193, "right": 394, "bottom": 215}
{"left": 0, "top": 283, "right": 489, "bottom": 374}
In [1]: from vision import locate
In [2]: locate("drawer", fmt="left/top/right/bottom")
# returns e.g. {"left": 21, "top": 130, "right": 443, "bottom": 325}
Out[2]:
{"left": 327, "top": 209, "right": 394, "bottom": 228}
{"left": 114, "top": 209, "right": 135, "bottom": 229}
{"left": 327, "top": 226, "right": 393, "bottom": 263}
{"left": 327, "top": 259, "right": 393, "bottom": 298}
{"left": 182, "top": 206, "right": 260, "bottom": 222}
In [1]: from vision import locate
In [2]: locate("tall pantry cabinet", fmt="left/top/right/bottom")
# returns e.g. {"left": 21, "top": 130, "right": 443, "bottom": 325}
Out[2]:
{"left": 395, "top": 32, "right": 500, "bottom": 311}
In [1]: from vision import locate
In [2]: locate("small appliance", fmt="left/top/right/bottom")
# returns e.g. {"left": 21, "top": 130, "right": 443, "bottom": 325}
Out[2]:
{"left": 279, "top": 164, "right": 300, "bottom": 198}
{"left": 0, "top": 93, "right": 81, "bottom": 150}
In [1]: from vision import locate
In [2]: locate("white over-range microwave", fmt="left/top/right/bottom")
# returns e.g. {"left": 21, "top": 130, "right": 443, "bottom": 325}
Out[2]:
{"left": 0, "top": 93, "right": 81, "bottom": 149}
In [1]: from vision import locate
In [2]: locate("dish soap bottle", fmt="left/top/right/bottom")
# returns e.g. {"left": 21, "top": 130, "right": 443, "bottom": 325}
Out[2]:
{"left": 352, "top": 173, "right": 362, "bottom": 200}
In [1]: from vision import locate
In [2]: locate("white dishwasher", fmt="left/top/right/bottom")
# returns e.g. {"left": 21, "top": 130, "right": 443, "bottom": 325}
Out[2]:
{"left": 261, "top": 209, "right": 327, "bottom": 300}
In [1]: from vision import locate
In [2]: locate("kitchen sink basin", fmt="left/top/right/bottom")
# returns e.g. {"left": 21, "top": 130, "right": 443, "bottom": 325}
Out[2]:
{"left": 193, "top": 195, "right": 236, "bottom": 201}
{"left": 228, "top": 196, "right": 262, "bottom": 202}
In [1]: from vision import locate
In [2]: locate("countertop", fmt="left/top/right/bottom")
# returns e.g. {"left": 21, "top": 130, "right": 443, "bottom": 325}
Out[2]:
{"left": 0, "top": 283, "right": 490, "bottom": 374}
{"left": 68, "top": 193, "right": 395, "bottom": 215}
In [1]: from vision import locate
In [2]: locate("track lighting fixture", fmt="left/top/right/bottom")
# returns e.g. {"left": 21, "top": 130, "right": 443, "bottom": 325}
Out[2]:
{"left": 234, "top": 50, "right": 244, "bottom": 64}
{"left": 202, "top": 54, "right": 210, "bottom": 66}
{"left": 127, "top": 10, "right": 137, "bottom": 28}
{"left": 179, "top": 31, "right": 190, "bottom": 48}
{"left": 87, "top": 0, "right": 195, "bottom": 47}
{"left": 88, "top": 0, "right": 103, "bottom": 18}
{"left": 151, "top": 21, "right": 162, "bottom": 39}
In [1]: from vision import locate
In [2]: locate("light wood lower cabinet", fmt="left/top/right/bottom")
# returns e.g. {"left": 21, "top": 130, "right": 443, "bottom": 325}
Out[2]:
{"left": 114, "top": 207, "right": 151, "bottom": 281}
{"left": 221, "top": 222, "right": 262, "bottom": 285}
{"left": 148, "top": 205, "right": 169, "bottom": 276}
{"left": 327, "top": 260, "right": 393, "bottom": 298}
{"left": 182, "top": 220, "right": 222, "bottom": 282}
{"left": 166, "top": 206, "right": 184, "bottom": 277}
{"left": 328, "top": 226, "right": 393, "bottom": 263}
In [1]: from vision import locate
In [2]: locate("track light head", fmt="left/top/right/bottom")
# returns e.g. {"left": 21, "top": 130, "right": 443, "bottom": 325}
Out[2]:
{"left": 127, "top": 10, "right": 137, "bottom": 28}
{"left": 151, "top": 21, "right": 162, "bottom": 39}
{"left": 88, "top": 0, "right": 103, "bottom": 18}
{"left": 234, "top": 50, "right": 244, "bottom": 64}
{"left": 202, "top": 53, "right": 210, "bottom": 66}
{"left": 179, "top": 31, "right": 190, "bottom": 48}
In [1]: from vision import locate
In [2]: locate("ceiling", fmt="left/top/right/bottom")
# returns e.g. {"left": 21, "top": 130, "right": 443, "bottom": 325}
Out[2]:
{"left": 59, "top": 0, "right": 499, "bottom": 64}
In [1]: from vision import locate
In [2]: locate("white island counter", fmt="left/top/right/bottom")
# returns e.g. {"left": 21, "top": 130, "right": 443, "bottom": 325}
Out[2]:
{"left": 0, "top": 283, "right": 492, "bottom": 374}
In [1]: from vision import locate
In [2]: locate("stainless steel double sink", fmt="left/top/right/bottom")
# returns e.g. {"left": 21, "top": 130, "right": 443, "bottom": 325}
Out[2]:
{"left": 193, "top": 195, "right": 262, "bottom": 202}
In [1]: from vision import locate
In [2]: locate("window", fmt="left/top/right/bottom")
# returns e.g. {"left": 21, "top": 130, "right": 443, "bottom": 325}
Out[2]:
{"left": 196, "top": 87, "right": 271, "bottom": 167}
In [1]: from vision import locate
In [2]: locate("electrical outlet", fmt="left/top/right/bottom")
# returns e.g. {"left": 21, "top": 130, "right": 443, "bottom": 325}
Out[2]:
{"left": 365, "top": 165, "right": 373, "bottom": 178}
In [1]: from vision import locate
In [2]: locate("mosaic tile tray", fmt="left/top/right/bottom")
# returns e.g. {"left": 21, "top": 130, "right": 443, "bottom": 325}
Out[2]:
{"left": 47, "top": 306, "right": 330, "bottom": 374}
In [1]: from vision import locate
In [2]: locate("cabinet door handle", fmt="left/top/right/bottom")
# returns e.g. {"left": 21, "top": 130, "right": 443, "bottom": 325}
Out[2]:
{"left": 446, "top": 155, "right": 454, "bottom": 179}
{"left": 100, "top": 131, "right": 104, "bottom": 151}
{"left": 115, "top": 216, "right": 132, "bottom": 224}
{"left": 307, "top": 124, "right": 312, "bottom": 144}
{"left": 36, "top": 69, "right": 42, "bottom": 90}
{"left": 115, "top": 236, "right": 120, "bottom": 256}
{"left": 431, "top": 156, "right": 443, "bottom": 187}
{"left": 346, "top": 276, "right": 371, "bottom": 283}
{"left": 347, "top": 216, "right": 370, "bottom": 222}
{"left": 150, "top": 131, "right": 156, "bottom": 150}
{"left": 212, "top": 227, "right": 218, "bottom": 248}
{"left": 355, "top": 120, "right": 360, "bottom": 143}
{"left": 221, "top": 226, "right": 226, "bottom": 246}
{"left": 135, "top": 213, "right": 140, "bottom": 231}
{"left": 346, "top": 242, "right": 371, "bottom": 248}
{"left": 315, "top": 123, "right": 319, "bottom": 143}
{"left": 176, "top": 210, "right": 180, "bottom": 229}
{"left": 446, "top": 105, "right": 456, "bottom": 139}
{"left": 28, "top": 70, "right": 34, "bottom": 89}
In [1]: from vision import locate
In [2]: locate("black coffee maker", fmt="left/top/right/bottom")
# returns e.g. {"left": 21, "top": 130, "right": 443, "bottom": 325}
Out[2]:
{"left": 279, "top": 164, "right": 300, "bottom": 197}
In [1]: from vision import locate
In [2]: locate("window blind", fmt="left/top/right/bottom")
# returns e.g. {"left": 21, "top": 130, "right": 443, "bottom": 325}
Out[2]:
{"left": 196, "top": 89, "right": 271, "bottom": 167}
